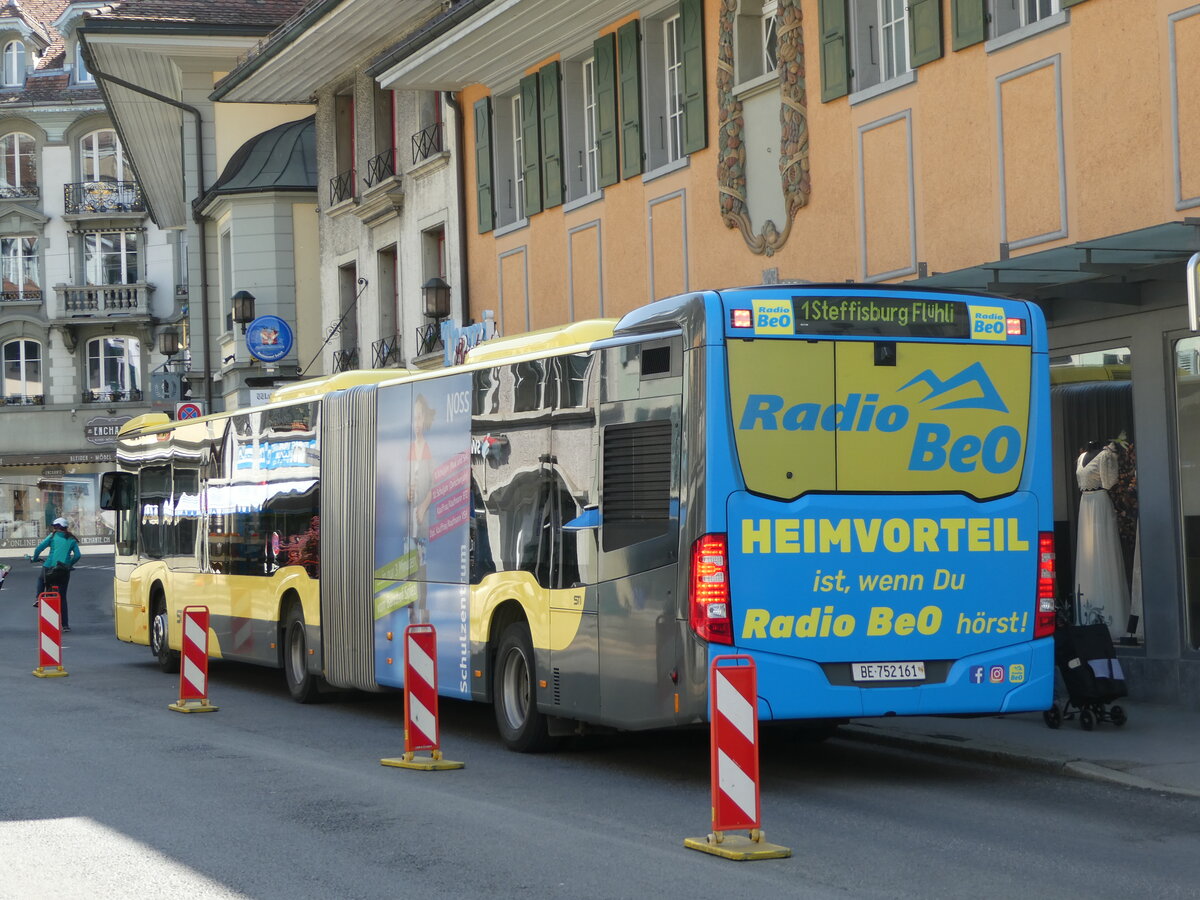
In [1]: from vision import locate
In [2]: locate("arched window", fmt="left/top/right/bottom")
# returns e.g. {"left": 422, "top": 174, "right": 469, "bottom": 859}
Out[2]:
{"left": 2, "top": 339, "right": 42, "bottom": 402}
{"left": 1, "top": 236, "right": 39, "bottom": 299}
{"left": 80, "top": 129, "right": 127, "bottom": 182}
{"left": 0, "top": 132, "right": 36, "bottom": 196}
{"left": 86, "top": 336, "right": 141, "bottom": 400}
{"left": 3, "top": 41, "right": 24, "bottom": 87}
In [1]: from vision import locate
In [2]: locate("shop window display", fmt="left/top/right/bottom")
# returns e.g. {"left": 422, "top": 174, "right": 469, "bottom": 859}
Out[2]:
{"left": 0, "top": 471, "right": 113, "bottom": 549}
{"left": 1173, "top": 336, "right": 1200, "bottom": 650}
{"left": 1049, "top": 347, "right": 1141, "bottom": 644}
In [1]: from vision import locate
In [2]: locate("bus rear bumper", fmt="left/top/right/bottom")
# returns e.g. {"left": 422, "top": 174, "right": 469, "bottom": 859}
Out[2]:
{"left": 739, "top": 638, "right": 1054, "bottom": 721}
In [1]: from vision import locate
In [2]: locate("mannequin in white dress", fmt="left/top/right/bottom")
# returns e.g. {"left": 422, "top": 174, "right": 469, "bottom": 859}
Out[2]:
{"left": 1074, "top": 440, "right": 1130, "bottom": 640}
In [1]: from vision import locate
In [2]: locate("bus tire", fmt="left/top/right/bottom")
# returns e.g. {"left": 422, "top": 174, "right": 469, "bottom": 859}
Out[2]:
{"left": 151, "top": 599, "right": 180, "bottom": 674}
{"left": 493, "top": 621, "right": 554, "bottom": 753}
{"left": 283, "top": 604, "right": 320, "bottom": 703}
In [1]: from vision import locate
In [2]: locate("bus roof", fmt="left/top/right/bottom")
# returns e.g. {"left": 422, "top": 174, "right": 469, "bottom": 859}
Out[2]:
{"left": 269, "top": 369, "right": 412, "bottom": 403}
{"left": 464, "top": 319, "right": 618, "bottom": 364}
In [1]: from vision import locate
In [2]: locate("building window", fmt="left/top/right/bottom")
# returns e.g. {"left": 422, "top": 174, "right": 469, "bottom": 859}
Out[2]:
{"left": 1, "top": 236, "right": 38, "bottom": 300}
{"left": 3, "top": 41, "right": 24, "bottom": 86}
{"left": 850, "top": 0, "right": 910, "bottom": 92}
{"left": 0, "top": 133, "right": 36, "bottom": 196}
{"left": 762, "top": 2, "right": 779, "bottom": 74}
{"left": 581, "top": 58, "right": 599, "bottom": 194}
{"left": 84, "top": 232, "right": 140, "bottom": 285}
{"left": 664, "top": 17, "right": 685, "bottom": 163}
{"left": 562, "top": 55, "right": 602, "bottom": 203}
{"left": 491, "top": 88, "right": 525, "bottom": 227}
{"left": 75, "top": 41, "right": 93, "bottom": 83}
{"left": 86, "top": 336, "right": 141, "bottom": 396}
{"left": 644, "top": 5, "right": 698, "bottom": 172}
{"left": 512, "top": 94, "right": 526, "bottom": 219}
{"left": 734, "top": 1, "right": 778, "bottom": 84}
{"left": 991, "top": 0, "right": 1060, "bottom": 39}
{"left": 3, "top": 339, "right": 41, "bottom": 400}
{"left": 80, "top": 129, "right": 128, "bottom": 182}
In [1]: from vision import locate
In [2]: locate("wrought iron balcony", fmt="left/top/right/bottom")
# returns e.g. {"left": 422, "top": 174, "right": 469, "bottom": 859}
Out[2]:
{"left": 331, "top": 348, "right": 359, "bottom": 373}
{"left": 1, "top": 288, "right": 42, "bottom": 303}
{"left": 54, "top": 283, "right": 153, "bottom": 318}
{"left": 81, "top": 388, "right": 143, "bottom": 404}
{"left": 0, "top": 393, "right": 44, "bottom": 406}
{"left": 329, "top": 169, "right": 355, "bottom": 205}
{"left": 64, "top": 180, "right": 146, "bottom": 215}
{"left": 412, "top": 122, "right": 444, "bottom": 165}
{"left": 372, "top": 334, "right": 403, "bottom": 368}
{"left": 416, "top": 321, "right": 444, "bottom": 357}
{"left": 0, "top": 184, "right": 38, "bottom": 200}
{"left": 364, "top": 148, "right": 396, "bottom": 188}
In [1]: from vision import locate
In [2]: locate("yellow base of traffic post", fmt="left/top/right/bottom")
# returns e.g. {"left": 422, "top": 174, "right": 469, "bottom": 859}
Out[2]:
{"left": 684, "top": 829, "right": 791, "bottom": 861}
{"left": 168, "top": 699, "right": 219, "bottom": 713}
{"left": 32, "top": 666, "right": 68, "bottom": 678}
{"left": 380, "top": 750, "right": 464, "bottom": 771}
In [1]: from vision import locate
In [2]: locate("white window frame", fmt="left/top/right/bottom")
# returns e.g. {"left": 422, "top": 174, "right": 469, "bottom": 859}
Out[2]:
{"left": 86, "top": 336, "right": 141, "bottom": 396}
{"left": 1, "top": 236, "right": 38, "bottom": 299}
{"left": 84, "top": 232, "right": 140, "bottom": 286}
{"left": 879, "top": 0, "right": 908, "bottom": 82}
{"left": 664, "top": 16, "right": 685, "bottom": 165}
{"left": 80, "top": 129, "right": 127, "bottom": 182}
{"left": 1022, "top": 0, "right": 1058, "bottom": 26}
{"left": 3, "top": 41, "right": 23, "bottom": 86}
{"left": 986, "top": 0, "right": 1066, "bottom": 50}
{"left": 0, "top": 132, "right": 36, "bottom": 192}
{"left": 75, "top": 41, "right": 94, "bottom": 83}
{"left": 512, "top": 93, "right": 525, "bottom": 218}
{"left": 3, "top": 338, "right": 41, "bottom": 399}
{"left": 847, "top": 0, "right": 916, "bottom": 104}
{"left": 761, "top": 1, "right": 779, "bottom": 76}
{"left": 582, "top": 57, "right": 600, "bottom": 196}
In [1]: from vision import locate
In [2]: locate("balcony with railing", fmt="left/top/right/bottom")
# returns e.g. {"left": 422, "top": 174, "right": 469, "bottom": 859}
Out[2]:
{"left": 412, "top": 122, "right": 444, "bottom": 165}
{"left": 54, "top": 283, "right": 153, "bottom": 319}
{"left": 81, "top": 388, "right": 144, "bottom": 404}
{"left": 1, "top": 288, "right": 42, "bottom": 304}
{"left": 331, "top": 347, "right": 359, "bottom": 373}
{"left": 415, "top": 322, "right": 444, "bottom": 358}
{"left": 0, "top": 184, "right": 39, "bottom": 201}
{"left": 364, "top": 148, "right": 396, "bottom": 188}
{"left": 329, "top": 169, "right": 355, "bottom": 206}
{"left": 372, "top": 334, "right": 403, "bottom": 368}
{"left": 63, "top": 181, "right": 146, "bottom": 215}
{"left": 0, "top": 393, "right": 44, "bottom": 407}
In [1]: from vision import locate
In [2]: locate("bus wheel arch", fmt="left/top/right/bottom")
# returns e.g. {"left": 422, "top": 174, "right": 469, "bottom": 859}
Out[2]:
{"left": 149, "top": 583, "right": 179, "bottom": 674}
{"left": 281, "top": 592, "right": 322, "bottom": 703}
{"left": 492, "top": 617, "right": 555, "bottom": 753}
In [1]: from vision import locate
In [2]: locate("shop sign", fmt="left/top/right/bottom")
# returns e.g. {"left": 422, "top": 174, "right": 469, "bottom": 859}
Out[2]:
{"left": 246, "top": 315, "right": 294, "bottom": 363}
{"left": 85, "top": 415, "right": 133, "bottom": 446}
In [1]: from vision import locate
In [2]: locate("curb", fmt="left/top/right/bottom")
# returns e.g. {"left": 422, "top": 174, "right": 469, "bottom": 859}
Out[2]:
{"left": 837, "top": 724, "right": 1200, "bottom": 798}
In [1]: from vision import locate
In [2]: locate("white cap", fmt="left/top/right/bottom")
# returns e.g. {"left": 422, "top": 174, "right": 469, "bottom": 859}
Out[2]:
{"left": 52, "top": 517, "right": 68, "bottom": 527}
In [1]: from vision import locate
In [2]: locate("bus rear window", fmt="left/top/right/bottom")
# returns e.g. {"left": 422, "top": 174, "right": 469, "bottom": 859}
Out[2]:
{"left": 727, "top": 339, "right": 1032, "bottom": 500}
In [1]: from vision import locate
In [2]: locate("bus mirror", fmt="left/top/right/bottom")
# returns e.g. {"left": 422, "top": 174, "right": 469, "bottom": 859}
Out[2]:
{"left": 99, "top": 472, "right": 134, "bottom": 511}
{"left": 563, "top": 505, "right": 601, "bottom": 532}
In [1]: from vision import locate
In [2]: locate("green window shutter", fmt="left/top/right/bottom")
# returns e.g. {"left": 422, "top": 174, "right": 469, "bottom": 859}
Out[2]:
{"left": 539, "top": 62, "right": 563, "bottom": 209}
{"left": 473, "top": 96, "right": 494, "bottom": 233}
{"left": 908, "top": 0, "right": 943, "bottom": 68}
{"left": 1061, "top": 0, "right": 1088, "bottom": 7}
{"left": 520, "top": 73, "right": 542, "bottom": 218}
{"left": 680, "top": 0, "right": 706, "bottom": 154}
{"left": 951, "top": 0, "right": 987, "bottom": 51}
{"left": 594, "top": 32, "right": 620, "bottom": 188}
{"left": 818, "top": 0, "right": 849, "bottom": 102}
{"left": 618, "top": 19, "right": 643, "bottom": 179}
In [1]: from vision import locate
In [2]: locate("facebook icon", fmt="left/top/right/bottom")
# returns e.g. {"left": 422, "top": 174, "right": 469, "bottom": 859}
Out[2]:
{"left": 969, "top": 666, "right": 985, "bottom": 684}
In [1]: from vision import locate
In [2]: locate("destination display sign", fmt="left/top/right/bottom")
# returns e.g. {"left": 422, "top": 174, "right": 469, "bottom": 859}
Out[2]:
{"left": 790, "top": 296, "right": 971, "bottom": 338}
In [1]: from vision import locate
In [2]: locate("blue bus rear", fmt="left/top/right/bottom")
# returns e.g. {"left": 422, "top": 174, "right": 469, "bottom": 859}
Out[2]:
{"left": 697, "top": 286, "right": 1054, "bottom": 720}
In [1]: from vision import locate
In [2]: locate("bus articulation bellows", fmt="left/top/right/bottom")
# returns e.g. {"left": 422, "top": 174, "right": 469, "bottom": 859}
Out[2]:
{"left": 103, "top": 285, "right": 1054, "bottom": 750}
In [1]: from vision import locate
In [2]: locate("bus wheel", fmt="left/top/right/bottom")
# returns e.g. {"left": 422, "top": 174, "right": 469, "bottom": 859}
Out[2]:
{"left": 493, "top": 622, "right": 554, "bottom": 753}
{"left": 284, "top": 605, "right": 320, "bottom": 703}
{"left": 150, "top": 601, "right": 180, "bottom": 674}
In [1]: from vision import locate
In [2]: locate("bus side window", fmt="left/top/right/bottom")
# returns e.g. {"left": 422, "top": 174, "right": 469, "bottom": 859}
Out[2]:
{"left": 139, "top": 465, "right": 171, "bottom": 559}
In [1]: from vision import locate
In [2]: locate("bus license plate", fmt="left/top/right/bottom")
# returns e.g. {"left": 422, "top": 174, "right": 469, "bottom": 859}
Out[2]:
{"left": 851, "top": 661, "right": 926, "bottom": 682}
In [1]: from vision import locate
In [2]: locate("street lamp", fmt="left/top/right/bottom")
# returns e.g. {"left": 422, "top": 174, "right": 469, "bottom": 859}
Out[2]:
{"left": 232, "top": 290, "right": 256, "bottom": 333}
{"left": 158, "top": 327, "right": 181, "bottom": 358}
{"left": 421, "top": 276, "right": 451, "bottom": 320}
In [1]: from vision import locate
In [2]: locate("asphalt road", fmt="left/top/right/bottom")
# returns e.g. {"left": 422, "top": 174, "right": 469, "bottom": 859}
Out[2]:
{"left": 3, "top": 558, "right": 1199, "bottom": 899}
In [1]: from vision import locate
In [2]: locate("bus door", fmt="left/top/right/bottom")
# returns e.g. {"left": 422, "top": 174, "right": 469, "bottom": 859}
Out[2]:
{"left": 595, "top": 337, "right": 682, "bottom": 727}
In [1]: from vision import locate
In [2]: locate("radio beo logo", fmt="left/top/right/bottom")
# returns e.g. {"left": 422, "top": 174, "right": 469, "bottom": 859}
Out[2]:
{"left": 738, "top": 362, "right": 1021, "bottom": 475}
{"left": 968, "top": 305, "right": 1007, "bottom": 341}
{"left": 752, "top": 299, "right": 794, "bottom": 335}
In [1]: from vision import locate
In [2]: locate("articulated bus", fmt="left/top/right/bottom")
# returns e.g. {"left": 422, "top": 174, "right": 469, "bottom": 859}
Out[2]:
{"left": 103, "top": 285, "right": 1055, "bottom": 751}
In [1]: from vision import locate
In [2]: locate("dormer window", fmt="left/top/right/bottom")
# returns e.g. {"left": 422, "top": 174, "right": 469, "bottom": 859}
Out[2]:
{"left": 3, "top": 41, "right": 25, "bottom": 87}
{"left": 75, "top": 41, "right": 93, "bottom": 84}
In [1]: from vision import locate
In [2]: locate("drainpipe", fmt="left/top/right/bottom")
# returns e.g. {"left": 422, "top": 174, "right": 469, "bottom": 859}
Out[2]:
{"left": 444, "top": 91, "right": 469, "bottom": 326}
{"left": 86, "top": 65, "right": 214, "bottom": 409}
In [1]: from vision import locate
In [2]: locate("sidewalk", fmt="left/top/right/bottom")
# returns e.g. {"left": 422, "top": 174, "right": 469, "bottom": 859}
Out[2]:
{"left": 839, "top": 702, "right": 1200, "bottom": 798}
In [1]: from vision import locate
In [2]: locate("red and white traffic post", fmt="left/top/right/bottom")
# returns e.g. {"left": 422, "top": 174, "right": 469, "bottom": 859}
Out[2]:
{"left": 684, "top": 655, "right": 790, "bottom": 860}
{"left": 381, "top": 624, "right": 463, "bottom": 771}
{"left": 169, "top": 605, "right": 218, "bottom": 713}
{"left": 32, "top": 590, "right": 68, "bottom": 679}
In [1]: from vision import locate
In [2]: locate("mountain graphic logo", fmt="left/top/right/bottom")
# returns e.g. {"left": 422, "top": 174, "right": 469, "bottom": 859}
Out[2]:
{"left": 898, "top": 362, "right": 1009, "bottom": 413}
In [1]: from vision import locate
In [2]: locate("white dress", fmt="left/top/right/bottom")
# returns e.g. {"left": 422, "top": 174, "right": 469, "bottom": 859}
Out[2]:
{"left": 1074, "top": 447, "right": 1130, "bottom": 639}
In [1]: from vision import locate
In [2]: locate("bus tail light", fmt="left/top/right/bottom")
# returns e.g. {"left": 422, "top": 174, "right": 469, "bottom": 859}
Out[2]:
{"left": 1035, "top": 532, "right": 1056, "bottom": 639}
{"left": 690, "top": 534, "right": 732, "bottom": 645}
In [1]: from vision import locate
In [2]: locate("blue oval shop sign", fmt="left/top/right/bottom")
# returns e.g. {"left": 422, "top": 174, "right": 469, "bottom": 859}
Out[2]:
{"left": 246, "top": 315, "right": 294, "bottom": 363}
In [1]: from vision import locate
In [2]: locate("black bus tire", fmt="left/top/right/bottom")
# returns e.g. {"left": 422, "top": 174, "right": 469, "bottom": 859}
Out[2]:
{"left": 284, "top": 604, "right": 321, "bottom": 703}
{"left": 493, "top": 621, "right": 554, "bottom": 753}
{"left": 151, "top": 601, "right": 180, "bottom": 674}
